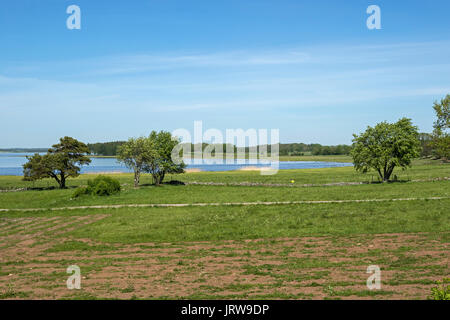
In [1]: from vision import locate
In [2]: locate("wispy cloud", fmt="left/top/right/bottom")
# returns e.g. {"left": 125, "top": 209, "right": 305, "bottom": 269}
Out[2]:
{"left": 1, "top": 40, "right": 449, "bottom": 146}
{"left": 4, "top": 40, "right": 450, "bottom": 81}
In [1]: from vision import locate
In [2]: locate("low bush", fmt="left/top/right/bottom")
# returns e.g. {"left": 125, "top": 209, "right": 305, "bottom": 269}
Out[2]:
{"left": 429, "top": 278, "right": 449, "bottom": 300}
{"left": 72, "top": 175, "right": 121, "bottom": 198}
{"left": 72, "top": 186, "right": 89, "bottom": 198}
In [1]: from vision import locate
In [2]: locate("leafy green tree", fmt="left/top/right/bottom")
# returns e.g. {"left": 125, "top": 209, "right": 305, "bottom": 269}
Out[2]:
{"left": 144, "top": 131, "right": 186, "bottom": 185}
{"left": 351, "top": 118, "right": 421, "bottom": 182}
{"left": 117, "top": 132, "right": 186, "bottom": 187}
{"left": 23, "top": 137, "right": 91, "bottom": 188}
{"left": 431, "top": 94, "right": 450, "bottom": 160}
{"left": 433, "top": 94, "right": 450, "bottom": 130}
{"left": 117, "top": 137, "right": 153, "bottom": 187}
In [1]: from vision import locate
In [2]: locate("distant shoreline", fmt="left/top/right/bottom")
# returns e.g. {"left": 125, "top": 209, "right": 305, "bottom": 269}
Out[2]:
{"left": 0, "top": 153, "right": 353, "bottom": 163}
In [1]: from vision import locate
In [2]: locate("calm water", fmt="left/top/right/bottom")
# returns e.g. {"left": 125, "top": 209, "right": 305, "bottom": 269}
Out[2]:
{"left": 0, "top": 153, "right": 352, "bottom": 175}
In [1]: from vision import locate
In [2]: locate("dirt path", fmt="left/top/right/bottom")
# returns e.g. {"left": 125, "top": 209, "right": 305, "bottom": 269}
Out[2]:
{"left": 0, "top": 196, "right": 448, "bottom": 212}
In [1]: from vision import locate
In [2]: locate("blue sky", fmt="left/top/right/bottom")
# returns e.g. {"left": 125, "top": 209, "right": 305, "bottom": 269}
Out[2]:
{"left": 1, "top": 0, "right": 450, "bottom": 147}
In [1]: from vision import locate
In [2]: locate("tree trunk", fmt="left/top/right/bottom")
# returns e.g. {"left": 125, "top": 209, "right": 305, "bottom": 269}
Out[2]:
{"left": 377, "top": 169, "right": 383, "bottom": 181}
{"left": 59, "top": 175, "right": 66, "bottom": 189}
{"left": 385, "top": 165, "right": 395, "bottom": 182}
{"left": 152, "top": 173, "right": 158, "bottom": 185}
{"left": 153, "top": 172, "right": 165, "bottom": 186}
{"left": 134, "top": 170, "right": 140, "bottom": 187}
{"left": 52, "top": 173, "right": 61, "bottom": 189}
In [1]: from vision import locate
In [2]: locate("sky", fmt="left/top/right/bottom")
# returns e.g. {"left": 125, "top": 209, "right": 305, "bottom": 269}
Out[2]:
{"left": 1, "top": 0, "right": 450, "bottom": 147}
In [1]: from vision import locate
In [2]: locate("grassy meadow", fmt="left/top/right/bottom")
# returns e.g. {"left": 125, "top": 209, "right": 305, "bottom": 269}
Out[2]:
{"left": 0, "top": 156, "right": 448, "bottom": 299}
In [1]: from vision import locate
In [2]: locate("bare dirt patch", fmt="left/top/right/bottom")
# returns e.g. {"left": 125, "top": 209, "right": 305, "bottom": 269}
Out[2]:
{"left": 0, "top": 216, "right": 448, "bottom": 300}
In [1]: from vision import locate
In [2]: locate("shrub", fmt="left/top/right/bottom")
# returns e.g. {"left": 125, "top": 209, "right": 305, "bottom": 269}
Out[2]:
{"left": 429, "top": 278, "right": 449, "bottom": 300}
{"left": 72, "top": 186, "right": 89, "bottom": 198}
{"left": 72, "top": 175, "right": 121, "bottom": 198}
{"left": 87, "top": 175, "right": 121, "bottom": 196}
{"left": 92, "top": 180, "right": 113, "bottom": 196}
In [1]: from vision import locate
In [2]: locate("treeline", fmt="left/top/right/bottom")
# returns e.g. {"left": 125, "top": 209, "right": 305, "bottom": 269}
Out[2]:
{"left": 6, "top": 135, "right": 442, "bottom": 159}
{"left": 419, "top": 133, "right": 434, "bottom": 157}
{"left": 0, "top": 148, "right": 48, "bottom": 153}
{"left": 86, "top": 141, "right": 352, "bottom": 156}
{"left": 87, "top": 141, "right": 126, "bottom": 156}
{"left": 418, "top": 132, "right": 448, "bottom": 159}
{"left": 153, "top": 142, "right": 352, "bottom": 156}
{"left": 279, "top": 143, "right": 351, "bottom": 156}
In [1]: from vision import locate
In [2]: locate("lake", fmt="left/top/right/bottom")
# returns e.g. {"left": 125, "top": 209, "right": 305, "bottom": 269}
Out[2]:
{"left": 0, "top": 153, "right": 353, "bottom": 175}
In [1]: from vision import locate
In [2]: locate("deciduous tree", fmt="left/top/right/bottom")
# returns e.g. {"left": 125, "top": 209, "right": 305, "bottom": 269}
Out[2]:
{"left": 431, "top": 94, "right": 450, "bottom": 160}
{"left": 117, "top": 137, "right": 153, "bottom": 187}
{"left": 351, "top": 118, "right": 421, "bottom": 182}
{"left": 144, "top": 131, "right": 186, "bottom": 185}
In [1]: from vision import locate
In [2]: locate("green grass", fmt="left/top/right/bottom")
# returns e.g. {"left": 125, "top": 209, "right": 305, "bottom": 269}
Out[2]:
{"left": 0, "top": 161, "right": 448, "bottom": 209}
{"left": 41, "top": 199, "right": 450, "bottom": 243}
{"left": 0, "top": 159, "right": 448, "bottom": 300}
{"left": 0, "top": 179, "right": 448, "bottom": 209}
{"left": 0, "top": 158, "right": 447, "bottom": 190}
{"left": 44, "top": 240, "right": 116, "bottom": 253}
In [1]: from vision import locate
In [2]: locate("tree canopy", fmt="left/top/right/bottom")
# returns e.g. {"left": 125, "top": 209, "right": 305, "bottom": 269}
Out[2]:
{"left": 117, "top": 137, "right": 153, "bottom": 187}
{"left": 431, "top": 94, "right": 450, "bottom": 160}
{"left": 117, "top": 131, "right": 186, "bottom": 187}
{"left": 144, "top": 131, "right": 186, "bottom": 185}
{"left": 351, "top": 118, "right": 421, "bottom": 182}
{"left": 23, "top": 136, "right": 91, "bottom": 188}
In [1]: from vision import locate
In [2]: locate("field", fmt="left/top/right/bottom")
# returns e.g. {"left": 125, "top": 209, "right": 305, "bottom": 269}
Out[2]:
{"left": 0, "top": 157, "right": 448, "bottom": 299}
